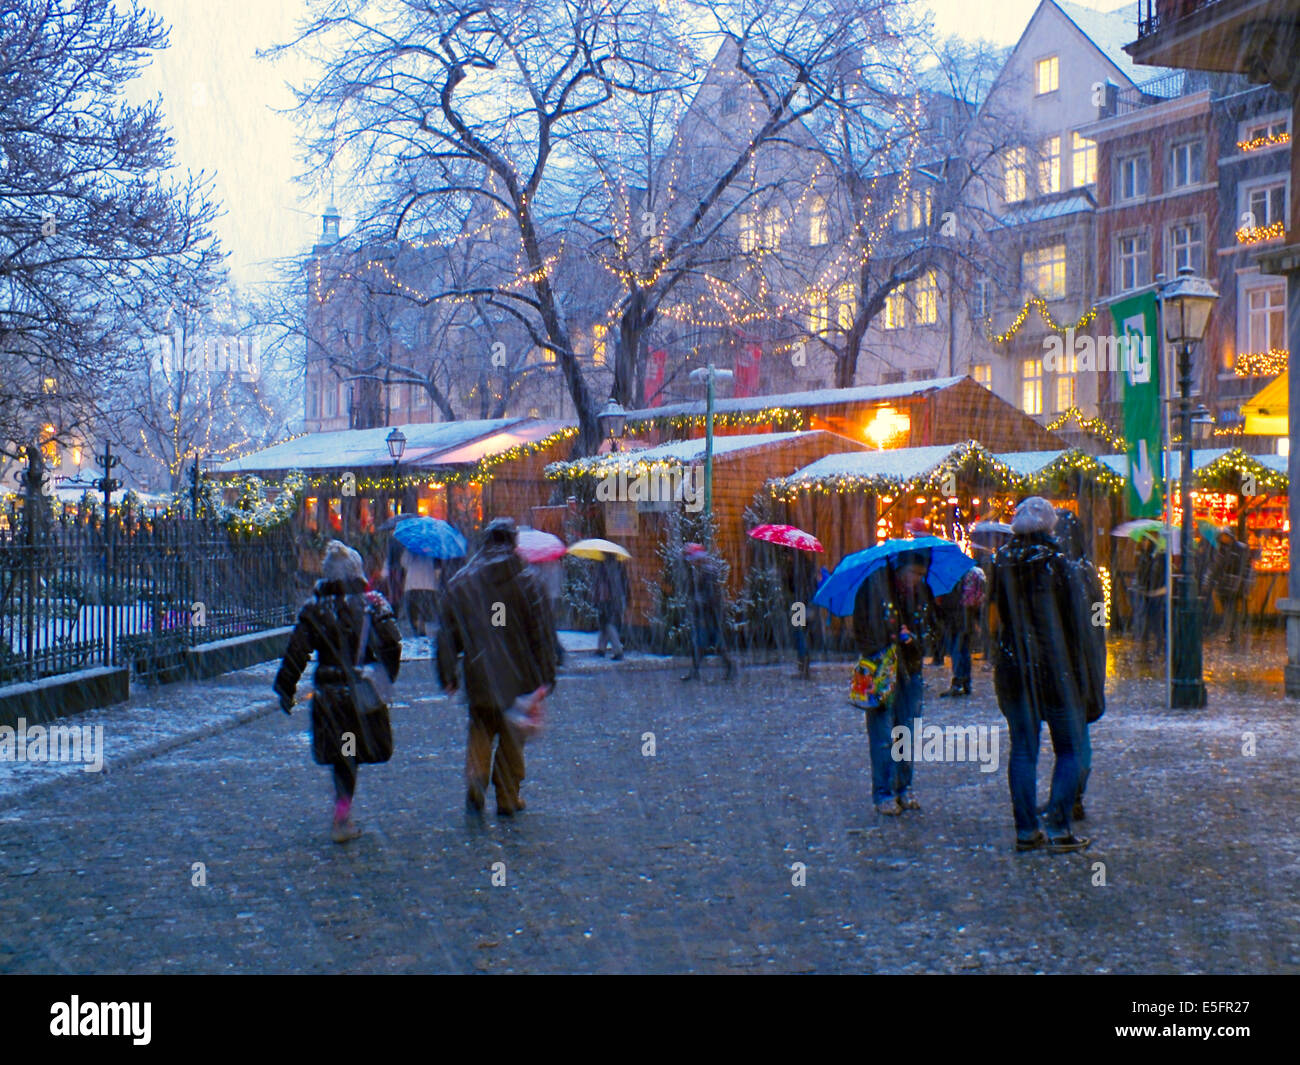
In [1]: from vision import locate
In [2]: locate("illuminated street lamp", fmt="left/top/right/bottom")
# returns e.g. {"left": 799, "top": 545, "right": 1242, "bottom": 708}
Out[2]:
{"left": 689, "top": 364, "right": 734, "bottom": 534}
{"left": 597, "top": 398, "right": 628, "bottom": 452}
{"left": 386, "top": 427, "right": 407, "bottom": 515}
{"left": 1161, "top": 265, "right": 1218, "bottom": 709}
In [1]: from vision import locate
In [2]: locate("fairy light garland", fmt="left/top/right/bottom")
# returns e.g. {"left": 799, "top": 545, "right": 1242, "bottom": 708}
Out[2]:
{"left": 625, "top": 408, "right": 807, "bottom": 435}
{"left": 1233, "top": 348, "right": 1288, "bottom": 377}
{"left": 1236, "top": 221, "right": 1286, "bottom": 245}
{"left": 1193, "top": 448, "right": 1288, "bottom": 493}
{"left": 165, "top": 470, "right": 307, "bottom": 533}
{"left": 988, "top": 297, "right": 1099, "bottom": 345}
{"left": 1045, "top": 407, "right": 1128, "bottom": 451}
{"left": 1237, "top": 131, "right": 1290, "bottom": 153}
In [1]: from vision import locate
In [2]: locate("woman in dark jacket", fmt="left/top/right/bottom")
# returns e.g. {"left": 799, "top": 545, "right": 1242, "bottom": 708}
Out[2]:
{"left": 991, "top": 498, "right": 1089, "bottom": 853}
{"left": 274, "top": 540, "right": 402, "bottom": 843}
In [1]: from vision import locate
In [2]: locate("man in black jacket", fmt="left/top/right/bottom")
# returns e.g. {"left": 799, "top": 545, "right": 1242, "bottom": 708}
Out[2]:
{"left": 437, "top": 518, "right": 558, "bottom": 817}
{"left": 991, "top": 498, "right": 1090, "bottom": 853}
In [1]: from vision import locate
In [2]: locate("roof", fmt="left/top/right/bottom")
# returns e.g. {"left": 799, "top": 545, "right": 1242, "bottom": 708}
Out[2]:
{"left": 782, "top": 444, "right": 960, "bottom": 485}
{"left": 1099, "top": 448, "right": 1288, "bottom": 479}
{"left": 1050, "top": 0, "right": 1179, "bottom": 88}
{"left": 218, "top": 418, "right": 537, "bottom": 474}
{"left": 628, "top": 377, "right": 967, "bottom": 422}
{"left": 998, "top": 192, "right": 1095, "bottom": 228}
{"left": 996, "top": 450, "right": 1068, "bottom": 477}
{"left": 1241, "top": 372, "right": 1287, "bottom": 436}
{"left": 549, "top": 431, "right": 823, "bottom": 477}
{"left": 410, "top": 420, "right": 572, "bottom": 467}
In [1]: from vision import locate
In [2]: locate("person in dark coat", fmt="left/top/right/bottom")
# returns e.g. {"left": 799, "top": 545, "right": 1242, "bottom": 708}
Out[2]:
{"left": 991, "top": 498, "right": 1090, "bottom": 853}
{"left": 1135, "top": 539, "right": 1167, "bottom": 658}
{"left": 853, "top": 551, "right": 929, "bottom": 815}
{"left": 274, "top": 540, "right": 402, "bottom": 843}
{"left": 787, "top": 549, "right": 818, "bottom": 679}
{"left": 1053, "top": 509, "right": 1107, "bottom": 821}
{"left": 591, "top": 554, "right": 628, "bottom": 660}
{"left": 437, "top": 518, "right": 558, "bottom": 817}
{"left": 682, "top": 544, "right": 734, "bottom": 681}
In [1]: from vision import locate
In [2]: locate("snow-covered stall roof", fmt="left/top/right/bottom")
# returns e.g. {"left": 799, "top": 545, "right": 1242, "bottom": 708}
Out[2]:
{"left": 996, "top": 450, "right": 1067, "bottom": 477}
{"left": 409, "top": 420, "right": 574, "bottom": 468}
{"left": 627, "top": 377, "right": 967, "bottom": 423}
{"left": 548, "top": 431, "right": 816, "bottom": 477}
{"left": 783, "top": 444, "right": 960, "bottom": 486}
{"left": 1101, "top": 449, "right": 1288, "bottom": 484}
{"left": 218, "top": 418, "right": 533, "bottom": 474}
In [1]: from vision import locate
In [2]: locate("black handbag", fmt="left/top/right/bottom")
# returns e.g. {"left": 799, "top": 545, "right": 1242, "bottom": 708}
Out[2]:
{"left": 310, "top": 599, "right": 394, "bottom": 765}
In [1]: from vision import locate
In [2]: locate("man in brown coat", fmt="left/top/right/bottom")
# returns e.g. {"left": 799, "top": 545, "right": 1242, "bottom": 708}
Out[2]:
{"left": 437, "top": 518, "right": 558, "bottom": 817}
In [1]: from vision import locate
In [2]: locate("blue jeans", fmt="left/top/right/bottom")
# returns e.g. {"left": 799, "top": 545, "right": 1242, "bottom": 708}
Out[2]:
{"left": 1000, "top": 692, "right": 1090, "bottom": 840}
{"left": 947, "top": 623, "right": 971, "bottom": 687}
{"left": 864, "top": 667, "right": 923, "bottom": 805}
{"left": 793, "top": 625, "right": 808, "bottom": 660}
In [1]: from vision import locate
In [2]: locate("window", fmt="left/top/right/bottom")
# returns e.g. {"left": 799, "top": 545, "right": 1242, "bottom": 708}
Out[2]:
{"left": 1038, "top": 136, "right": 1061, "bottom": 194}
{"left": 973, "top": 278, "right": 993, "bottom": 320}
{"left": 1242, "top": 116, "right": 1288, "bottom": 146}
{"left": 1117, "top": 153, "right": 1149, "bottom": 201}
{"left": 762, "top": 206, "right": 782, "bottom": 251}
{"left": 1022, "top": 358, "right": 1043, "bottom": 416}
{"left": 1004, "top": 147, "right": 1027, "bottom": 203}
{"left": 913, "top": 270, "right": 938, "bottom": 325}
{"left": 896, "top": 186, "right": 931, "bottom": 231}
{"left": 722, "top": 93, "right": 739, "bottom": 116}
{"left": 307, "top": 378, "right": 319, "bottom": 419}
{"left": 972, "top": 363, "right": 991, "bottom": 389}
{"left": 1035, "top": 56, "right": 1059, "bottom": 96}
{"left": 1117, "top": 232, "right": 1149, "bottom": 291}
{"left": 809, "top": 196, "right": 829, "bottom": 246}
{"left": 42, "top": 376, "right": 57, "bottom": 393}
{"left": 1022, "top": 243, "right": 1066, "bottom": 300}
{"left": 807, "top": 290, "right": 830, "bottom": 336}
{"left": 1170, "top": 140, "right": 1204, "bottom": 188}
{"left": 1245, "top": 181, "right": 1287, "bottom": 229}
{"left": 835, "top": 282, "right": 856, "bottom": 330}
{"left": 881, "top": 369, "right": 906, "bottom": 384}
{"left": 739, "top": 212, "right": 759, "bottom": 253}
{"left": 387, "top": 383, "right": 404, "bottom": 412}
{"left": 592, "top": 323, "right": 608, "bottom": 366}
{"left": 1169, "top": 220, "right": 1204, "bottom": 274}
{"left": 324, "top": 381, "right": 338, "bottom": 417}
{"left": 884, "top": 286, "right": 906, "bottom": 329}
{"left": 1247, "top": 284, "right": 1286, "bottom": 351}
{"left": 1054, "top": 352, "right": 1077, "bottom": 413}
{"left": 1072, "top": 132, "right": 1097, "bottom": 187}
{"left": 412, "top": 382, "right": 430, "bottom": 408}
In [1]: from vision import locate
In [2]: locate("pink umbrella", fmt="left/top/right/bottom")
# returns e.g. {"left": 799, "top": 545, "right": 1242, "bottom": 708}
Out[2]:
{"left": 748, "top": 523, "right": 824, "bottom": 553}
{"left": 515, "top": 528, "right": 567, "bottom": 564}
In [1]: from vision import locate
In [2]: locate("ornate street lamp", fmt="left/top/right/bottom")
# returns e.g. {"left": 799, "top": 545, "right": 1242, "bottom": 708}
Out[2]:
{"left": 1161, "top": 265, "right": 1218, "bottom": 709}
{"left": 597, "top": 397, "right": 628, "bottom": 452}
{"left": 386, "top": 427, "right": 406, "bottom": 516}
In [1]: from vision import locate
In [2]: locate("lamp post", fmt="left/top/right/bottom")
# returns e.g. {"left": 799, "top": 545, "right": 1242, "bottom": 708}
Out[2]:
{"left": 189, "top": 456, "right": 203, "bottom": 520}
{"left": 91, "top": 442, "right": 122, "bottom": 668}
{"left": 1160, "top": 265, "right": 1218, "bottom": 709}
{"left": 386, "top": 427, "right": 406, "bottom": 517}
{"left": 688, "top": 364, "right": 733, "bottom": 535}
{"left": 597, "top": 397, "right": 627, "bottom": 453}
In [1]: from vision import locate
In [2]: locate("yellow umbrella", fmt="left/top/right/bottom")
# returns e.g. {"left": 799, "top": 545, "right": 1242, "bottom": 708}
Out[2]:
{"left": 567, "top": 538, "right": 631, "bottom": 560}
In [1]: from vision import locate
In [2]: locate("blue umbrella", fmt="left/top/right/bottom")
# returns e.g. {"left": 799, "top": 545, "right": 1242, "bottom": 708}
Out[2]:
{"left": 812, "top": 536, "right": 975, "bottom": 617}
{"left": 392, "top": 516, "right": 468, "bottom": 559}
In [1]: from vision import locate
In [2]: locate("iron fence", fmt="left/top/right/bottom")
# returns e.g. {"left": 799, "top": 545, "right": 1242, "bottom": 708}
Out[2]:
{"left": 0, "top": 497, "right": 308, "bottom": 686}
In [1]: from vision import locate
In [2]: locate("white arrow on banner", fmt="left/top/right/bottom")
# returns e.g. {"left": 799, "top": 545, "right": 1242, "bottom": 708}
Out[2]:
{"left": 1132, "top": 439, "right": 1155, "bottom": 504}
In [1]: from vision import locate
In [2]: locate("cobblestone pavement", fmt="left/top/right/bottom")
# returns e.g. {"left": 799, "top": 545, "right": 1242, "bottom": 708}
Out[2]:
{"left": 1, "top": 641, "right": 1296, "bottom": 974}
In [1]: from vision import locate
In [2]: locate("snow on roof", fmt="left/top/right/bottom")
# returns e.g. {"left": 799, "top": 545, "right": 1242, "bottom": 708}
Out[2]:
{"left": 629, "top": 377, "right": 967, "bottom": 422}
{"left": 1097, "top": 448, "right": 1287, "bottom": 480}
{"left": 998, "top": 192, "right": 1095, "bottom": 228}
{"left": 218, "top": 418, "right": 534, "bottom": 474}
{"left": 995, "top": 450, "right": 1067, "bottom": 477}
{"left": 410, "top": 420, "right": 573, "bottom": 467}
{"left": 554, "top": 431, "right": 819, "bottom": 475}
{"left": 1051, "top": 0, "right": 1179, "bottom": 88}
{"left": 784, "top": 444, "right": 961, "bottom": 484}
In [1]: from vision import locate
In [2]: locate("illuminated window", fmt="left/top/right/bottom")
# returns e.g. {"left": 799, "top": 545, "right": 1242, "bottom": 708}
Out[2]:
{"left": 1072, "top": 133, "right": 1096, "bottom": 187}
{"left": 884, "top": 286, "right": 906, "bottom": 329}
{"left": 1054, "top": 351, "right": 1077, "bottom": 413}
{"left": 972, "top": 363, "right": 991, "bottom": 389}
{"left": 835, "top": 283, "right": 856, "bottom": 330}
{"left": 807, "top": 291, "right": 830, "bottom": 336}
{"left": 739, "top": 212, "right": 759, "bottom": 253}
{"left": 1022, "top": 358, "right": 1043, "bottom": 416}
{"left": 42, "top": 377, "right": 57, "bottom": 393}
{"left": 593, "top": 324, "right": 608, "bottom": 366}
{"left": 762, "top": 206, "right": 783, "bottom": 251}
{"left": 41, "top": 424, "right": 60, "bottom": 467}
{"left": 1248, "top": 284, "right": 1286, "bottom": 351}
{"left": 896, "top": 186, "right": 931, "bottom": 231}
{"left": 1022, "top": 244, "right": 1066, "bottom": 300}
{"left": 1004, "top": 147, "right": 1027, "bottom": 203}
{"left": 809, "top": 196, "right": 829, "bottom": 246}
{"left": 1035, "top": 56, "right": 1058, "bottom": 96}
{"left": 913, "top": 270, "right": 939, "bottom": 325}
{"left": 1038, "top": 136, "right": 1061, "bottom": 194}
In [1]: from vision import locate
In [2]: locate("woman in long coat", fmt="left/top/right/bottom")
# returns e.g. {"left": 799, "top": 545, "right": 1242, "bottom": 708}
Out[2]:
{"left": 274, "top": 540, "right": 402, "bottom": 842}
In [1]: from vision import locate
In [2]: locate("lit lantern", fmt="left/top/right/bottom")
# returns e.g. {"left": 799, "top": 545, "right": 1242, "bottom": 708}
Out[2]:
{"left": 864, "top": 406, "right": 910, "bottom": 449}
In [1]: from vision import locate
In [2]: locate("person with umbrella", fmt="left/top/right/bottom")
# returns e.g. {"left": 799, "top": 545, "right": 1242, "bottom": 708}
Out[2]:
{"left": 851, "top": 549, "right": 932, "bottom": 815}
{"left": 590, "top": 551, "right": 628, "bottom": 661}
{"left": 990, "top": 497, "right": 1090, "bottom": 853}
{"left": 393, "top": 516, "right": 467, "bottom": 638}
{"left": 749, "top": 524, "right": 824, "bottom": 679}
{"left": 437, "top": 518, "right": 558, "bottom": 818}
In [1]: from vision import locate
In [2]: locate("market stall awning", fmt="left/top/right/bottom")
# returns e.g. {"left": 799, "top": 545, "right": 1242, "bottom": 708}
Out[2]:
{"left": 1241, "top": 373, "right": 1287, "bottom": 437}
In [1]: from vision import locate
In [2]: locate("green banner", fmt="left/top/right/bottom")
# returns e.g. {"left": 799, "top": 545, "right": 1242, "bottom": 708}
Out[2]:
{"left": 1110, "top": 291, "right": 1163, "bottom": 518}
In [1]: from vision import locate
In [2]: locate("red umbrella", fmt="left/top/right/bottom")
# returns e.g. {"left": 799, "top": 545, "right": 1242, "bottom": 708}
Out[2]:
{"left": 748, "top": 523, "right": 823, "bottom": 553}
{"left": 515, "top": 528, "right": 567, "bottom": 564}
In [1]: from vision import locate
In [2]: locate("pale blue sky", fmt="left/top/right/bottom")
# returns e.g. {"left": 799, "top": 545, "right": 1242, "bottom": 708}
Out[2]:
{"left": 130, "top": 0, "right": 1134, "bottom": 289}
